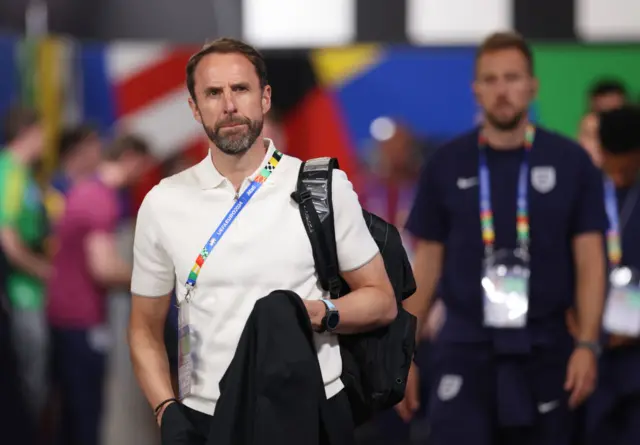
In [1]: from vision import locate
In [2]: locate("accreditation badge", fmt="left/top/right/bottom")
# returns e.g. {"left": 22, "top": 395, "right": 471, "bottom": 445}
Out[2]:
{"left": 482, "top": 249, "right": 530, "bottom": 328}
{"left": 603, "top": 266, "right": 640, "bottom": 337}
{"left": 177, "top": 298, "right": 193, "bottom": 399}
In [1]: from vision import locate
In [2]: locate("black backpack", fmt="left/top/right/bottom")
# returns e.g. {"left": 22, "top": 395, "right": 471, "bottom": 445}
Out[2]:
{"left": 291, "top": 157, "right": 418, "bottom": 425}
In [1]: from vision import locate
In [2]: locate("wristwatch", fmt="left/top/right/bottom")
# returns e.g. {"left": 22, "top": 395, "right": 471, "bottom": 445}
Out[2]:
{"left": 575, "top": 340, "right": 602, "bottom": 357}
{"left": 320, "top": 299, "right": 340, "bottom": 333}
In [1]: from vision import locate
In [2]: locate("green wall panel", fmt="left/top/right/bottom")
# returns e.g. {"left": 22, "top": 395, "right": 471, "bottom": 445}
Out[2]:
{"left": 533, "top": 44, "right": 640, "bottom": 139}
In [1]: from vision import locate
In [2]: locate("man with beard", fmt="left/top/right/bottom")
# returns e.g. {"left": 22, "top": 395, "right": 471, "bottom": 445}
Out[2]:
{"left": 396, "top": 32, "right": 608, "bottom": 445}
{"left": 127, "top": 38, "right": 395, "bottom": 445}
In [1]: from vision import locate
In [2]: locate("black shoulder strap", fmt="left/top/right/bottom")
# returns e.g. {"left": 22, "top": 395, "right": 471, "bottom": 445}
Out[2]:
{"left": 291, "top": 157, "right": 342, "bottom": 299}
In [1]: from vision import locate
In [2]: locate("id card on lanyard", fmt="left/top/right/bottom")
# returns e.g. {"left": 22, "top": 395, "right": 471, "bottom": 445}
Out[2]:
{"left": 177, "top": 149, "right": 283, "bottom": 399}
{"left": 602, "top": 178, "right": 640, "bottom": 337}
{"left": 479, "top": 125, "right": 534, "bottom": 329}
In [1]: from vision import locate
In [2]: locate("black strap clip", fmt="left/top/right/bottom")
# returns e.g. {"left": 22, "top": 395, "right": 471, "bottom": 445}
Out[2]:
{"left": 328, "top": 276, "right": 342, "bottom": 299}
{"left": 291, "top": 189, "right": 312, "bottom": 204}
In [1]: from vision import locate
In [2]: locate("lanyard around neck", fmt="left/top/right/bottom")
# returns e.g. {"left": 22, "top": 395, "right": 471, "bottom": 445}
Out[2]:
{"left": 604, "top": 177, "right": 640, "bottom": 266}
{"left": 479, "top": 124, "right": 535, "bottom": 258}
{"left": 184, "top": 149, "right": 283, "bottom": 301}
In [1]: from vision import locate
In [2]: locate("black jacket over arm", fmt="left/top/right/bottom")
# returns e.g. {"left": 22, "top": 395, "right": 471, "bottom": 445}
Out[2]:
{"left": 208, "top": 290, "right": 330, "bottom": 445}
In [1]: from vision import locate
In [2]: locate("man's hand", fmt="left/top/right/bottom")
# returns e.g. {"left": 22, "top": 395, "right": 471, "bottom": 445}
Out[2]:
{"left": 304, "top": 300, "right": 325, "bottom": 331}
{"left": 394, "top": 362, "right": 420, "bottom": 423}
{"left": 564, "top": 348, "right": 597, "bottom": 409}
{"left": 156, "top": 400, "right": 176, "bottom": 427}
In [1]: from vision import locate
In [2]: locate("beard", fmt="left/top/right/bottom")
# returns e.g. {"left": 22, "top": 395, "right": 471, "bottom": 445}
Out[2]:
{"left": 484, "top": 108, "right": 527, "bottom": 131}
{"left": 202, "top": 114, "right": 264, "bottom": 156}
{"left": 484, "top": 97, "right": 527, "bottom": 131}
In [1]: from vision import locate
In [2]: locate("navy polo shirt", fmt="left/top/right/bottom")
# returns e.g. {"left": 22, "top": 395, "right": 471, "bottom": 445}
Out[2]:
{"left": 599, "top": 182, "right": 640, "bottom": 392}
{"left": 406, "top": 126, "right": 608, "bottom": 345}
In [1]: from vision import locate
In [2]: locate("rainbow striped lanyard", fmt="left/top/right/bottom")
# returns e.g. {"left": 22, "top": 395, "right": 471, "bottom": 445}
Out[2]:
{"left": 184, "top": 149, "right": 283, "bottom": 302}
{"left": 603, "top": 177, "right": 640, "bottom": 267}
{"left": 479, "top": 124, "right": 535, "bottom": 258}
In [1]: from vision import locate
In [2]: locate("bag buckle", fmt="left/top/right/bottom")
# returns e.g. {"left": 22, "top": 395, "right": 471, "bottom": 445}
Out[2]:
{"left": 296, "top": 189, "right": 312, "bottom": 203}
{"left": 328, "top": 277, "right": 342, "bottom": 298}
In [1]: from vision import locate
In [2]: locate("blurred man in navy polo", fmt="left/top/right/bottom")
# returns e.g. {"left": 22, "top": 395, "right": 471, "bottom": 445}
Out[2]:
{"left": 396, "top": 32, "right": 608, "bottom": 445}
{"left": 585, "top": 105, "right": 640, "bottom": 445}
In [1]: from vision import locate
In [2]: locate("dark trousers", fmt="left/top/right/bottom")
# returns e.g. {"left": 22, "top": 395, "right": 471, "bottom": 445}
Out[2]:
{"left": 161, "top": 390, "right": 355, "bottom": 445}
{"left": 51, "top": 327, "right": 107, "bottom": 445}
{"left": 0, "top": 297, "right": 37, "bottom": 445}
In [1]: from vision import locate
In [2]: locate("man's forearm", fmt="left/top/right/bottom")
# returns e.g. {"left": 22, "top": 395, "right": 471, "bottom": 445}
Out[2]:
{"left": 312, "top": 286, "right": 397, "bottom": 334}
{"left": 576, "top": 270, "right": 605, "bottom": 342}
{"left": 91, "top": 256, "right": 132, "bottom": 288}
{"left": 128, "top": 325, "right": 175, "bottom": 411}
{"left": 102, "top": 258, "right": 133, "bottom": 287}
{"left": 404, "top": 241, "right": 443, "bottom": 343}
{"left": 573, "top": 234, "right": 606, "bottom": 343}
{"left": 335, "top": 287, "right": 397, "bottom": 333}
{"left": 403, "top": 279, "right": 438, "bottom": 343}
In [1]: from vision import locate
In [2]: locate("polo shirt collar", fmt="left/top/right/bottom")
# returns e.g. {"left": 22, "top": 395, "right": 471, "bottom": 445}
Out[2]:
{"left": 195, "top": 138, "right": 278, "bottom": 190}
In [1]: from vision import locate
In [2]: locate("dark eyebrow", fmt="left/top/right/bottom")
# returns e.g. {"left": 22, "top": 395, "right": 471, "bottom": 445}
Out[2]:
{"left": 231, "top": 82, "right": 250, "bottom": 90}
{"left": 203, "top": 83, "right": 250, "bottom": 95}
{"left": 204, "top": 86, "right": 223, "bottom": 95}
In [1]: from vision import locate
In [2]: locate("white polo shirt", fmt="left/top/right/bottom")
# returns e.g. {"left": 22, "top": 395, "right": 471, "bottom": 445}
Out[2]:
{"left": 131, "top": 139, "right": 379, "bottom": 415}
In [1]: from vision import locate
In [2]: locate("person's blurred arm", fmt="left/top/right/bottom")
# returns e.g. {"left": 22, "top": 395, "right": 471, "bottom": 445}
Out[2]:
{"left": 82, "top": 186, "right": 131, "bottom": 288}
{"left": 402, "top": 153, "right": 448, "bottom": 341}
{"left": 565, "top": 151, "right": 608, "bottom": 408}
{"left": 127, "top": 187, "right": 177, "bottom": 424}
{"left": 395, "top": 153, "right": 447, "bottom": 422}
{"left": 404, "top": 241, "right": 443, "bottom": 341}
{"left": 0, "top": 168, "right": 51, "bottom": 280}
{"left": 86, "top": 232, "right": 132, "bottom": 287}
{"left": 570, "top": 154, "right": 607, "bottom": 345}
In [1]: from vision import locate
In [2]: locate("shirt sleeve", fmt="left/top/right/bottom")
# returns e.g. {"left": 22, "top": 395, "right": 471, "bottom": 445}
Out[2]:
{"left": 0, "top": 168, "right": 27, "bottom": 228}
{"left": 570, "top": 150, "right": 608, "bottom": 236}
{"left": 331, "top": 169, "right": 380, "bottom": 272}
{"left": 131, "top": 187, "right": 176, "bottom": 297}
{"left": 405, "top": 152, "right": 448, "bottom": 242}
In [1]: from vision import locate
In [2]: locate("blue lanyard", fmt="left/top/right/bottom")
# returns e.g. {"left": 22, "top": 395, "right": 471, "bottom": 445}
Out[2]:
{"left": 603, "top": 177, "right": 640, "bottom": 266}
{"left": 478, "top": 125, "right": 534, "bottom": 258}
{"left": 185, "top": 150, "right": 282, "bottom": 298}
{"left": 603, "top": 178, "right": 620, "bottom": 234}
{"left": 603, "top": 178, "right": 622, "bottom": 266}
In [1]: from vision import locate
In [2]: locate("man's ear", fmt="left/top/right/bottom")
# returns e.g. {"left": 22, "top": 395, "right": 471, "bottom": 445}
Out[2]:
{"left": 188, "top": 97, "right": 202, "bottom": 124}
{"left": 261, "top": 85, "right": 272, "bottom": 115}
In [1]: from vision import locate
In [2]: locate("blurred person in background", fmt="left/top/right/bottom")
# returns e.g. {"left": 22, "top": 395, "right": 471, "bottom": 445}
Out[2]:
{"left": 0, "top": 105, "right": 52, "bottom": 431}
{"left": 584, "top": 105, "right": 640, "bottom": 445}
{"left": 578, "top": 112, "right": 602, "bottom": 167}
{"left": 398, "top": 32, "right": 607, "bottom": 445}
{"left": 360, "top": 118, "right": 421, "bottom": 260}
{"left": 355, "top": 118, "right": 430, "bottom": 445}
{"left": 263, "top": 108, "right": 287, "bottom": 153}
{"left": 46, "top": 134, "right": 150, "bottom": 445}
{"left": 51, "top": 124, "right": 103, "bottom": 196}
{"left": 589, "top": 79, "right": 628, "bottom": 113}
{"left": 44, "top": 124, "right": 102, "bottom": 224}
